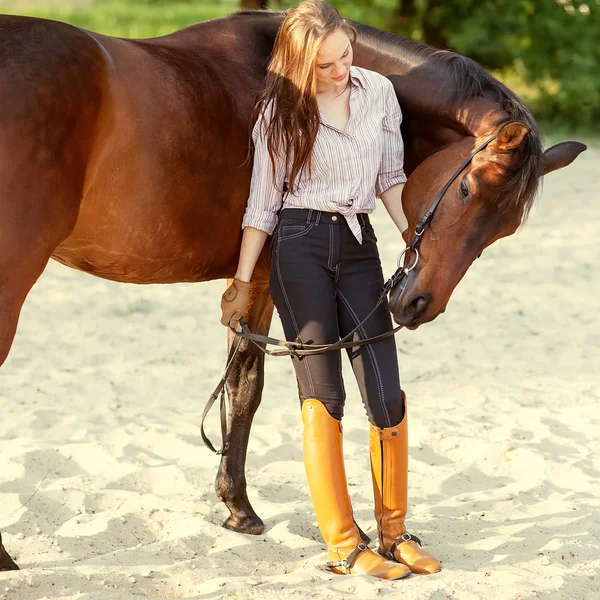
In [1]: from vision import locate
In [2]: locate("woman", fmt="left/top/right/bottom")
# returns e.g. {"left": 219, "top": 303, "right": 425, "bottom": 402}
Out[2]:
{"left": 220, "top": 0, "right": 441, "bottom": 580}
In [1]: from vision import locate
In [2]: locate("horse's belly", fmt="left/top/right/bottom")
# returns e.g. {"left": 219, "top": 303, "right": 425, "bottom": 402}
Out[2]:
{"left": 52, "top": 192, "right": 241, "bottom": 284}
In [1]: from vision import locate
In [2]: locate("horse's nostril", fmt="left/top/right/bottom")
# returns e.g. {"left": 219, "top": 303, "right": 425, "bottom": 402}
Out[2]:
{"left": 410, "top": 295, "right": 430, "bottom": 319}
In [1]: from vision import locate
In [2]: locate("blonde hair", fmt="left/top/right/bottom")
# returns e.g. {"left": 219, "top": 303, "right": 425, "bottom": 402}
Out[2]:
{"left": 250, "top": 0, "right": 357, "bottom": 194}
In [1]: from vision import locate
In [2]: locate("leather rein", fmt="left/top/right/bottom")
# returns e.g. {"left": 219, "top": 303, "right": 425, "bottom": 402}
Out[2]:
{"left": 201, "top": 136, "right": 497, "bottom": 454}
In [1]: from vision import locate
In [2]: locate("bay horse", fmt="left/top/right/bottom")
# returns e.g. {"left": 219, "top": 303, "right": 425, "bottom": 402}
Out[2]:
{"left": 0, "top": 9, "right": 585, "bottom": 571}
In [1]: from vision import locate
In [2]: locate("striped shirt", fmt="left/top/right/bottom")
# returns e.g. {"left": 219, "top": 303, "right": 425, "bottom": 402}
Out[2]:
{"left": 241, "top": 65, "right": 406, "bottom": 243}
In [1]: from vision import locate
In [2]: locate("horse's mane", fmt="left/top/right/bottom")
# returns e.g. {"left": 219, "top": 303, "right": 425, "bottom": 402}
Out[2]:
{"left": 353, "top": 23, "right": 543, "bottom": 219}
{"left": 232, "top": 10, "right": 543, "bottom": 220}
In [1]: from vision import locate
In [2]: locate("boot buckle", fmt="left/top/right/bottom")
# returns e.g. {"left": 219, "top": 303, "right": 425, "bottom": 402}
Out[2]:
{"left": 339, "top": 558, "right": 350, "bottom": 573}
{"left": 338, "top": 543, "right": 369, "bottom": 574}
{"left": 386, "top": 533, "right": 424, "bottom": 561}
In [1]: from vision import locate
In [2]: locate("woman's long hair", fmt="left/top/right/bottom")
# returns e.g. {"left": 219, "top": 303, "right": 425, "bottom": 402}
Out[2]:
{"left": 250, "top": 0, "right": 357, "bottom": 195}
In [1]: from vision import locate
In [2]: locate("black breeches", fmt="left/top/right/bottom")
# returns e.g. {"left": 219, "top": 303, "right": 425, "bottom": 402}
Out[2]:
{"left": 269, "top": 208, "right": 405, "bottom": 429}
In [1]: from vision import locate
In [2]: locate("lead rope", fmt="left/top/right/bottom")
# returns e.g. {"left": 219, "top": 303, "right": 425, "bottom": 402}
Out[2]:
{"left": 225, "top": 246, "right": 421, "bottom": 359}
{"left": 201, "top": 251, "right": 417, "bottom": 455}
{"left": 199, "top": 334, "right": 243, "bottom": 455}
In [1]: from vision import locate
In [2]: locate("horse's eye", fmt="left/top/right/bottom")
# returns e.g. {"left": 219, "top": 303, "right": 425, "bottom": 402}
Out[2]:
{"left": 459, "top": 180, "right": 469, "bottom": 198}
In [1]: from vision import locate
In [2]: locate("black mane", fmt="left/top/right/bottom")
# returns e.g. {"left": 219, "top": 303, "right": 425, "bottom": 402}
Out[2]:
{"left": 353, "top": 22, "right": 543, "bottom": 219}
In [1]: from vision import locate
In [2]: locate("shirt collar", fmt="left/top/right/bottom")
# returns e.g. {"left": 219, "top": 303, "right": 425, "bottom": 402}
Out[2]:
{"left": 349, "top": 66, "right": 366, "bottom": 90}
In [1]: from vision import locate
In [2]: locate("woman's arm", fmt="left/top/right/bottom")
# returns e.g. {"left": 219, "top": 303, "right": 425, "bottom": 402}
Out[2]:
{"left": 380, "top": 182, "right": 408, "bottom": 236}
{"left": 377, "top": 79, "right": 408, "bottom": 237}
{"left": 241, "top": 102, "right": 287, "bottom": 237}
{"left": 221, "top": 105, "right": 285, "bottom": 326}
{"left": 234, "top": 226, "right": 269, "bottom": 283}
{"left": 237, "top": 103, "right": 287, "bottom": 283}
{"left": 221, "top": 227, "right": 269, "bottom": 327}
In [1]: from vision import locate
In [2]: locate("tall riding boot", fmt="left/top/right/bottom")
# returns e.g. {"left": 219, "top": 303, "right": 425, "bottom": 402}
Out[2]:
{"left": 370, "top": 393, "right": 442, "bottom": 574}
{"left": 302, "top": 399, "right": 410, "bottom": 580}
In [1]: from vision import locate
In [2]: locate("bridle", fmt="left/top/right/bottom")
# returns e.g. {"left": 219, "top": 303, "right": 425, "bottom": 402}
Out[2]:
{"left": 201, "top": 135, "right": 497, "bottom": 454}
{"left": 384, "top": 134, "right": 497, "bottom": 294}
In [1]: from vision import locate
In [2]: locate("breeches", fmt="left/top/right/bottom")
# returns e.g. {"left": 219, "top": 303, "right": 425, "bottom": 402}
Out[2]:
{"left": 269, "top": 208, "right": 405, "bottom": 429}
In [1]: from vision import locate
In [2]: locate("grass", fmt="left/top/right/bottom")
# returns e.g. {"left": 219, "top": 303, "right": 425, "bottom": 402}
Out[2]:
{"left": 0, "top": 1, "right": 239, "bottom": 37}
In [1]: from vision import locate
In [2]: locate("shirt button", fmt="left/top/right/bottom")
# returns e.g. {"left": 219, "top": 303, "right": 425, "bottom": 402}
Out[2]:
{"left": 331, "top": 215, "right": 338, "bottom": 222}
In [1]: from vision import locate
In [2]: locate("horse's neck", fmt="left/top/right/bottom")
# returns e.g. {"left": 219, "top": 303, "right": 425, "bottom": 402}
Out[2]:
{"left": 354, "top": 41, "right": 506, "bottom": 173}
{"left": 231, "top": 13, "right": 508, "bottom": 172}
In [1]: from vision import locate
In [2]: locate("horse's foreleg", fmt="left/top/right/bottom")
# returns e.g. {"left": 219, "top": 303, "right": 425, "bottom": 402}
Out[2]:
{"left": 0, "top": 256, "right": 48, "bottom": 570}
{"left": 0, "top": 533, "right": 19, "bottom": 571}
{"left": 0, "top": 175, "right": 81, "bottom": 569}
{"left": 0, "top": 234, "right": 62, "bottom": 572}
{"left": 0, "top": 244, "right": 55, "bottom": 368}
{"left": 215, "top": 281, "right": 274, "bottom": 535}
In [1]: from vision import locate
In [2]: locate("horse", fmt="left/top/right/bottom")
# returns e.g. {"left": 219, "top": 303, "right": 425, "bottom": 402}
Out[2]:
{"left": 0, "top": 9, "right": 585, "bottom": 570}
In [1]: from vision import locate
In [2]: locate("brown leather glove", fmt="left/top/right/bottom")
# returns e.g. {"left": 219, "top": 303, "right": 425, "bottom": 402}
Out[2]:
{"left": 220, "top": 278, "right": 253, "bottom": 327}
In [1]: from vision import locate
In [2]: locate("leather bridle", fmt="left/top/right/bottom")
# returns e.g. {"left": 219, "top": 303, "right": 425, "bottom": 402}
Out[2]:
{"left": 201, "top": 135, "right": 497, "bottom": 454}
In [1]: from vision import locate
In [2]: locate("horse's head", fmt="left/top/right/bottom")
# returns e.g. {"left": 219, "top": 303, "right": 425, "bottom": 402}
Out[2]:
{"left": 390, "top": 121, "right": 586, "bottom": 328}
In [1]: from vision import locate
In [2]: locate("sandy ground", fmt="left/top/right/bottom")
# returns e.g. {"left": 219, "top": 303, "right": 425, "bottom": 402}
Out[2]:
{"left": 1, "top": 146, "right": 598, "bottom": 600}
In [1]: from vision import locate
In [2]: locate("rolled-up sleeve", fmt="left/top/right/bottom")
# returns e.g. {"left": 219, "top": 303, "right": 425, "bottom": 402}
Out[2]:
{"left": 375, "top": 80, "right": 407, "bottom": 197}
{"left": 241, "top": 108, "right": 286, "bottom": 234}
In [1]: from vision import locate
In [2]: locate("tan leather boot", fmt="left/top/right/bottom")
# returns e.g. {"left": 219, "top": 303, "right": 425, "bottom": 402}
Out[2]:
{"left": 302, "top": 399, "right": 410, "bottom": 580}
{"left": 370, "top": 393, "right": 442, "bottom": 574}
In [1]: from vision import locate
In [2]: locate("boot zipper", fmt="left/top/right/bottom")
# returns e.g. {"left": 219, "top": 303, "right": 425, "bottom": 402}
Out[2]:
{"left": 379, "top": 439, "right": 385, "bottom": 548}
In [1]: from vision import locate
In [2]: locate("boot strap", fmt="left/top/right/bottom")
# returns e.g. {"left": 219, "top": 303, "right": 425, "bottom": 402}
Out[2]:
{"left": 326, "top": 543, "right": 369, "bottom": 574}
{"left": 384, "top": 532, "right": 423, "bottom": 560}
{"left": 353, "top": 518, "right": 371, "bottom": 545}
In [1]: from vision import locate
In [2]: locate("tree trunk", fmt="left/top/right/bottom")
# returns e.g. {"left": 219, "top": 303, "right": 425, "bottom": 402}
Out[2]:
{"left": 396, "top": 0, "right": 416, "bottom": 28}
{"left": 422, "top": 0, "right": 450, "bottom": 49}
{"left": 394, "top": 0, "right": 449, "bottom": 48}
{"left": 240, "top": 0, "right": 268, "bottom": 9}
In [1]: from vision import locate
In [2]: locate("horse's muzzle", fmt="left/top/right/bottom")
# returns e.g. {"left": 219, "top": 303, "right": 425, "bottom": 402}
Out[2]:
{"left": 388, "top": 272, "right": 434, "bottom": 329}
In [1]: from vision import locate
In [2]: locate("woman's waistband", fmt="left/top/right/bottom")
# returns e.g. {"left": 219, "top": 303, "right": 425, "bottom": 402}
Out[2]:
{"left": 280, "top": 208, "right": 370, "bottom": 225}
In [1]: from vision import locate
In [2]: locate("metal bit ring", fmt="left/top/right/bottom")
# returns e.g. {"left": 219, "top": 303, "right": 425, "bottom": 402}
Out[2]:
{"left": 397, "top": 247, "right": 419, "bottom": 273}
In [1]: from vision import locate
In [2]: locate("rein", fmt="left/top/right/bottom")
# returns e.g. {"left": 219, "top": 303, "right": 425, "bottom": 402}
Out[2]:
{"left": 201, "top": 135, "right": 497, "bottom": 454}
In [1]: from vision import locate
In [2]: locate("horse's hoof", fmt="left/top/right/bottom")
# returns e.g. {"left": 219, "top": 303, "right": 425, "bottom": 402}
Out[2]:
{"left": 0, "top": 536, "right": 20, "bottom": 571}
{"left": 222, "top": 515, "right": 265, "bottom": 535}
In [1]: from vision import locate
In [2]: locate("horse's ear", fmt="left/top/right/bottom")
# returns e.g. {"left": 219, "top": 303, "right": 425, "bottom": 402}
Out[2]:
{"left": 541, "top": 141, "right": 587, "bottom": 176}
{"left": 489, "top": 121, "right": 530, "bottom": 152}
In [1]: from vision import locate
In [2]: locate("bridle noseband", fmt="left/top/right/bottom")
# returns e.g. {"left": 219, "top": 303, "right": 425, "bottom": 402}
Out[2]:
{"left": 201, "top": 135, "right": 497, "bottom": 454}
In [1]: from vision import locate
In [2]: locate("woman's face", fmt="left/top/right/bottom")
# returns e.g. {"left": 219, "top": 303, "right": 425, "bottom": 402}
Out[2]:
{"left": 315, "top": 29, "right": 353, "bottom": 90}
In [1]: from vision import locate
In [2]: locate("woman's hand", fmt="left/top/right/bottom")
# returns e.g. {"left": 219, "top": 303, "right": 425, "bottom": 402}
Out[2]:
{"left": 220, "top": 278, "right": 253, "bottom": 327}
{"left": 220, "top": 226, "right": 270, "bottom": 327}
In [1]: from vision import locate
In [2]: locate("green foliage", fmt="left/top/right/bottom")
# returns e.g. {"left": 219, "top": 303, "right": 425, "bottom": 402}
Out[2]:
{"left": 442, "top": 0, "right": 600, "bottom": 129}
